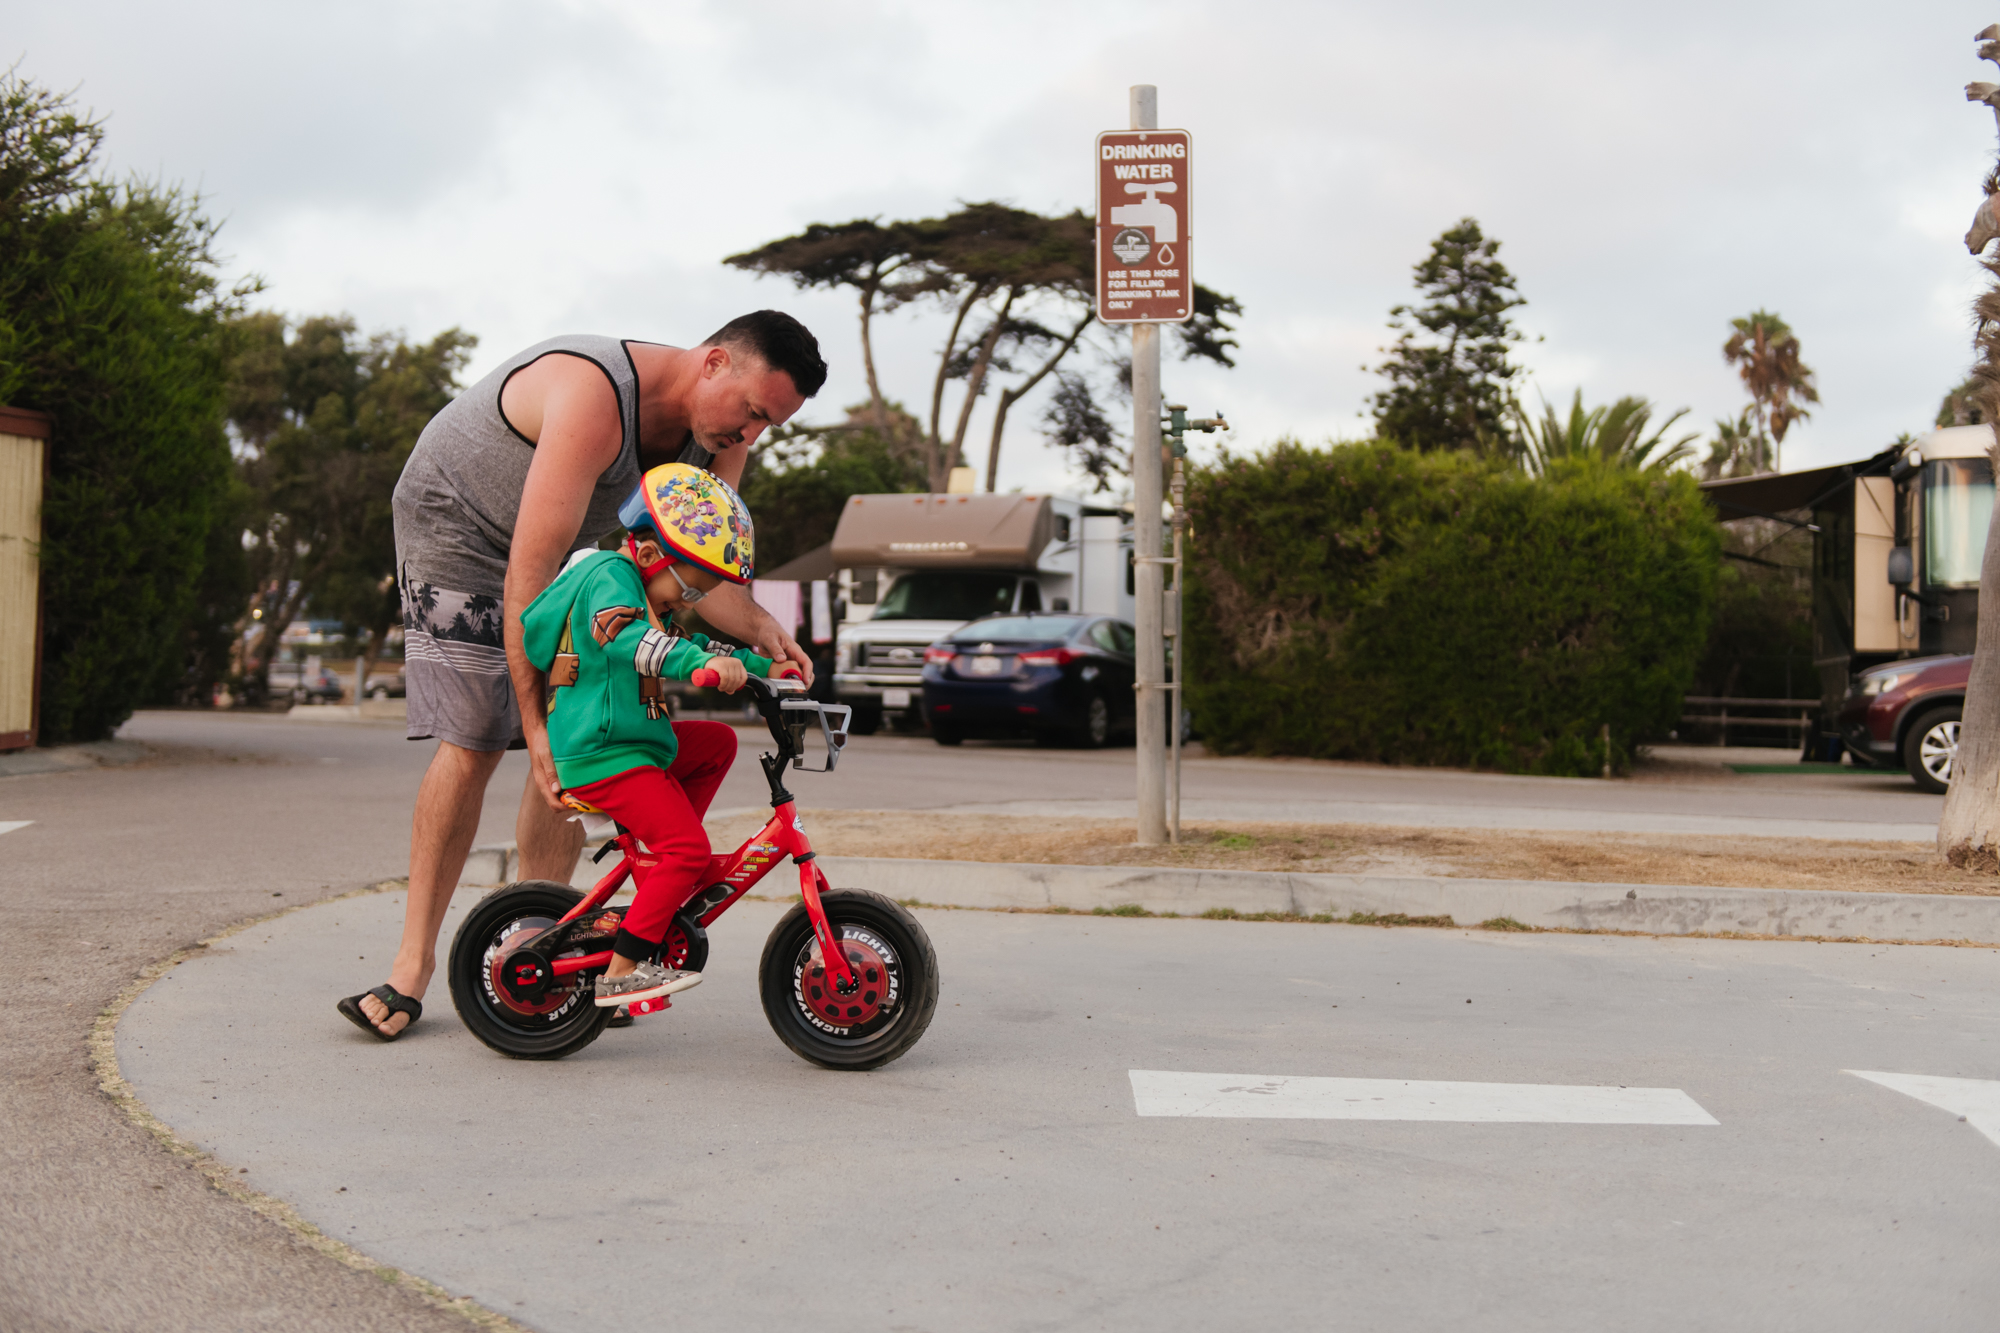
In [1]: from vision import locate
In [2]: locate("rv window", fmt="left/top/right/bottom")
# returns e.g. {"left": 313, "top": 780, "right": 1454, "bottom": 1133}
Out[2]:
{"left": 1017, "top": 581, "right": 1042, "bottom": 613}
{"left": 1925, "top": 457, "right": 1995, "bottom": 589}
{"left": 852, "top": 570, "right": 879, "bottom": 604}
{"left": 1054, "top": 515, "right": 1072, "bottom": 543}
{"left": 872, "top": 570, "right": 1019, "bottom": 621}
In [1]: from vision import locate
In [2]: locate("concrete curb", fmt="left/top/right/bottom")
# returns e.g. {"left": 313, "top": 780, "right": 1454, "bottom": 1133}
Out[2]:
{"left": 809, "top": 856, "right": 2000, "bottom": 946}
{"left": 0, "top": 739, "right": 150, "bottom": 778}
{"left": 457, "top": 841, "right": 2000, "bottom": 945}
{"left": 283, "top": 700, "right": 408, "bottom": 722}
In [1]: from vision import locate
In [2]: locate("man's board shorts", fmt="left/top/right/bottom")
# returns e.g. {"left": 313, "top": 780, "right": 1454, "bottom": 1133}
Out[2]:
{"left": 400, "top": 571, "right": 524, "bottom": 752}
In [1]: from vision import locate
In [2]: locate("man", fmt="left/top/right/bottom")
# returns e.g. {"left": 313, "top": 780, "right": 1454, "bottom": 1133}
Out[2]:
{"left": 337, "top": 311, "right": 826, "bottom": 1040}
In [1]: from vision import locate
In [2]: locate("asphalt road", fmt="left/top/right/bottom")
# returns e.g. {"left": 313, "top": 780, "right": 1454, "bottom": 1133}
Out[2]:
{"left": 0, "top": 711, "right": 1965, "bottom": 1330}
{"left": 123, "top": 887, "right": 2000, "bottom": 1332}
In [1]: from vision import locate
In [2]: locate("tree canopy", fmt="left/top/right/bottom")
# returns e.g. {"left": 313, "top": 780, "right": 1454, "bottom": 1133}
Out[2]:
{"left": 0, "top": 69, "right": 246, "bottom": 739}
{"left": 1368, "top": 217, "right": 1527, "bottom": 453}
{"left": 224, "top": 313, "right": 474, "bottom": 691}
{"left": 728, "top": 203, "right": 1240, "bottom": 493}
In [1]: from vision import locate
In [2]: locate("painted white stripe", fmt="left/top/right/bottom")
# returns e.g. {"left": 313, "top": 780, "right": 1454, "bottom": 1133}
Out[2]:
{"left": 1129, "top": 1070, "right": 1719, "bottom": 1124}
{"left": 0, "top": 820, "right": 30, "bottom": 837}
{"left": 1848, "top": 1070, "right": 2000, "bottom": 1149}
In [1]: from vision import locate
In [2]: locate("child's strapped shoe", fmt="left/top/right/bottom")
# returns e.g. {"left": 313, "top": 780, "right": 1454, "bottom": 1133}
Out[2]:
{"left": 594, "top": 962, "right": 702, "bottom": 1008}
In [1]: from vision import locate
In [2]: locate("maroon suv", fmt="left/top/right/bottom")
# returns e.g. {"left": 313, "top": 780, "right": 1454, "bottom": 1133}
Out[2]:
{"left": 1836, "top": 654, "right": 1968, "bottom": 793}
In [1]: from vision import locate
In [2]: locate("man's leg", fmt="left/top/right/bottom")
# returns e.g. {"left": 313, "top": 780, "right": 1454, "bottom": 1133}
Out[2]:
{"left": 517, "top": 765, "right": 585, "bottom": 882}
{"left": 358, "top": 740, "right": 503, "bottom": 1036}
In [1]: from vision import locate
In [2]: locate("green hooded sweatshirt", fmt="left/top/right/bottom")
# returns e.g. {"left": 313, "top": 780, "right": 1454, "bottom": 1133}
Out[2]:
{"left": 520, "top": 551, "right": 772, "bottom": 789}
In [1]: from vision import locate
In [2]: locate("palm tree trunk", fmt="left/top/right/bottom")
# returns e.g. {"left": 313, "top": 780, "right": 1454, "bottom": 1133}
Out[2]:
{"left": 1937, "top": 245, "right": 2000, "bottom": 867}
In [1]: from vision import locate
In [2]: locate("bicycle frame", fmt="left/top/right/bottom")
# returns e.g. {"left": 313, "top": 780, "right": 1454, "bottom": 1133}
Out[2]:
{"left": 528, "top": 675, "right": 858, "bottom": 1012}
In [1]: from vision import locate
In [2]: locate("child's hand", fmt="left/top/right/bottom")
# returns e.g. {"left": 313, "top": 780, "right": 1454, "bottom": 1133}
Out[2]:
{"left": 707, "top": 655, "right": 749, "bottom": 693}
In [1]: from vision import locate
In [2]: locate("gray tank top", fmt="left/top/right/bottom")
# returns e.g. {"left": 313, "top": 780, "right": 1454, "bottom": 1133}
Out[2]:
{"left": 393, "top": 334, "right": 653, "bottom": 595}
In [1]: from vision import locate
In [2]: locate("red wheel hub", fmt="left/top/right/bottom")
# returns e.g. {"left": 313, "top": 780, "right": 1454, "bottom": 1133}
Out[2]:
{"left": 487, "top": 922, "right": 578, "bottom": 1017}
{"left": 799, "top": 931, "right": 893, "bottom": 1028}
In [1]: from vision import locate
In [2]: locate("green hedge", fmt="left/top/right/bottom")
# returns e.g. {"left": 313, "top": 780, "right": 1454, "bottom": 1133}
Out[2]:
{"left": 1184, "top": 441, "right": 1718, "bottom": 776}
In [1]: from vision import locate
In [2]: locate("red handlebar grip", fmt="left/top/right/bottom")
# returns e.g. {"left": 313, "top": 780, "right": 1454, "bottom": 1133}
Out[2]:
{"left": 690, "top": 667, "right": 721, "bottom": 688}
{"left": 771, "top": 662, "right": 803, "bottom": 679}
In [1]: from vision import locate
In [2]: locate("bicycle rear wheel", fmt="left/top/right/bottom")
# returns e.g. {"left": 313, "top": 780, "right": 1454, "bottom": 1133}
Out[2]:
{"left": 449, "top": 882, "right": 612, "bottom": 1060}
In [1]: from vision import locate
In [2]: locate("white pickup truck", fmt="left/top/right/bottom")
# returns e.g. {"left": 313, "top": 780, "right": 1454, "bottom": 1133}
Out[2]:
{"left": 829, "top": 492, "right": 1133, "bottom": 732}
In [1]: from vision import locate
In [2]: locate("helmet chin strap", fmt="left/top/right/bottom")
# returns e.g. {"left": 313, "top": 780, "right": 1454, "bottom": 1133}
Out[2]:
{"left": 626, "top": 534, "right": 675, "bottom": 581}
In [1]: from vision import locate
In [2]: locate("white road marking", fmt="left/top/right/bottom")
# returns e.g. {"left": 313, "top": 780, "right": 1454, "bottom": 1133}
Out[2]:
{"left": 0, "top": 821, "right": 31, "bottom": 837}
{"left": 1848, "top": 1070, "right": 2000, "bottom": 1149}
{"left": 1129, "top": 1070, "right": 1718, "bottom": 1124}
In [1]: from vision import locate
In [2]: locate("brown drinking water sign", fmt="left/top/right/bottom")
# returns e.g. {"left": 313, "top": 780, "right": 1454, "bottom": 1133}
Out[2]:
{"left": 1095, "top": 129, "right": 1192, "bottom": 323}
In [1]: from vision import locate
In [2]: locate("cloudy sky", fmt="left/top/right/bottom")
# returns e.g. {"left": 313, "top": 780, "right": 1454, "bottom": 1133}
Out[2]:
{"left": 15, "top": 0, "right": 2000, "bottom": 492}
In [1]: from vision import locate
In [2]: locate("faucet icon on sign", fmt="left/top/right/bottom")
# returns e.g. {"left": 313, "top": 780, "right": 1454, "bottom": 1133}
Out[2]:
{"left": 1109, "top": 182, "right": 1178, "bottom": 244}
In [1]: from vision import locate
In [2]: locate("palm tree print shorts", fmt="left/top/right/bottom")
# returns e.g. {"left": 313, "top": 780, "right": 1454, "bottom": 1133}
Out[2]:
{"left": 400, "top": 574, "right": 524, "bottom": 752}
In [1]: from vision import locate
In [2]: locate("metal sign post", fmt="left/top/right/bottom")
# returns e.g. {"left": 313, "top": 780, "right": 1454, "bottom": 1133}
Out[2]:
{"left": 1098, "top": 85, "right": 1192, "bottom": 846}
{"left": 1161, "top": 405, "right": 1225, "bottom": 843}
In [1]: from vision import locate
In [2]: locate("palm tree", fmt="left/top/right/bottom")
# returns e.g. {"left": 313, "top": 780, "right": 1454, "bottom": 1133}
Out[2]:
{"left": 1722, "top": 311, "right": 1818, "bottom": 473}
{"left": 1513, "top": 390, "right": 1700, "bottom": 475}
{"left": 1700, "top": 408, "right": 1766, "bottom": 480}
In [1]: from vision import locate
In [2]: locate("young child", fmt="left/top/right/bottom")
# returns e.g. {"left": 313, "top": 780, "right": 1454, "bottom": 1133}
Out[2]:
{"left": 520, "top": 462, "right": 775, "bottom": 1009}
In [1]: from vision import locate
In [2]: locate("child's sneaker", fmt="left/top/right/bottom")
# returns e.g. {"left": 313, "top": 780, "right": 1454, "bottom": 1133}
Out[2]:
{"left": 594, "top": 962, "right": 702, "bottom": 1008}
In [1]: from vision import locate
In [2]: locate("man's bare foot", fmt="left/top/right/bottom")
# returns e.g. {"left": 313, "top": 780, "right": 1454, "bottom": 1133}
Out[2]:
{"left": 358, "top": 963, "right": 431, "bottom": 1037}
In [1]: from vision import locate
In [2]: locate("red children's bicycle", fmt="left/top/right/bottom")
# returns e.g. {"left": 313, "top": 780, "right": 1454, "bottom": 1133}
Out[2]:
{"left": 446, "top": 673, "right": 939, "bottom": 1066}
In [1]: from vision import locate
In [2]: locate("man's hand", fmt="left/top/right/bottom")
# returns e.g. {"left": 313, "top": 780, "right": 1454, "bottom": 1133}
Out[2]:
{"left": 523, "top": 723, "right": 568, "bottom": 813}
{"left": 696, "top": 583, "right": 814, "bottom": 685}
{"left": 706, "top": 656, "right": 749, "bottom": 693}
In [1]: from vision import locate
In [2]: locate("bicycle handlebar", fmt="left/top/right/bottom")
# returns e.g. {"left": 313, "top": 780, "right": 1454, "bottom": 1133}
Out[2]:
{"left": 689, "top": 662, "right": 802, "bottom": 691}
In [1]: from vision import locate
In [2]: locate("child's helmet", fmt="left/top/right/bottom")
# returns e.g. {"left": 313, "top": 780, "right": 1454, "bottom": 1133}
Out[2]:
{"left": 617, "top": 463, "right": 755, "bottom": 584}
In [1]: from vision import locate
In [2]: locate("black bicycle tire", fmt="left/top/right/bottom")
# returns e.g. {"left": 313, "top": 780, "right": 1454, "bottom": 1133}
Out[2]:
{"left": 757, "top": 890, "right": 939, "bottom": 1071}
{"left": 448, "top": 881, "right": 614, "bottom": 1060}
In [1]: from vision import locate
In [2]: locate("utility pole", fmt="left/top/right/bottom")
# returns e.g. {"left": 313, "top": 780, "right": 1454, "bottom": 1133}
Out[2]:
{"left": 1130, "top": 85, "right": 1167, "bottom": 844}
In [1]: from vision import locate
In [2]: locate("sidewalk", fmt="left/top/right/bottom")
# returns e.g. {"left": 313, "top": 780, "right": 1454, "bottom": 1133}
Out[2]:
{"left": 0, "top": 738, "right": 149, "bottom": 778}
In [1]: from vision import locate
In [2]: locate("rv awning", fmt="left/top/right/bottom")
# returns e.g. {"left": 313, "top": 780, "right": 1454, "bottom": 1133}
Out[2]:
{"left": 1699, "top": 446, "right": 1901, "bottom": 520}
{"left": 760, "top": 541, "right": 835, "bottom": 582}
{"left": 830, "top": 493, "right": 1056, "bottom": 570}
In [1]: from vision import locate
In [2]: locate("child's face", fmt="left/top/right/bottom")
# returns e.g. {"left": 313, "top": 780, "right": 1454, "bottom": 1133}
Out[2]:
{"left": 636, "top": 542, "right": 722, "bottom": 614}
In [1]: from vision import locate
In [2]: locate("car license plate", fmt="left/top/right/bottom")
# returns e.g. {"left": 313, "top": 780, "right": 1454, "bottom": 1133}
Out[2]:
{"left": 882, "top": 688, "right": 911, "bottom": 708}
{"left": 970, "top": 655, "right": 1003, "bottom": 676}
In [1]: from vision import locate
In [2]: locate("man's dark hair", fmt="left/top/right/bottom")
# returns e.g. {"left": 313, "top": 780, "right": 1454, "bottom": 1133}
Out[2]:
{"left": 703, "top": 309, "right": 827, "bottom": 398}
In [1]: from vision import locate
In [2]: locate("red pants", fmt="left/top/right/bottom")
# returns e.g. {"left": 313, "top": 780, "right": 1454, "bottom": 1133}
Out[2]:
{"left": 566, "top": 720, "right": 737, "bottom": 958}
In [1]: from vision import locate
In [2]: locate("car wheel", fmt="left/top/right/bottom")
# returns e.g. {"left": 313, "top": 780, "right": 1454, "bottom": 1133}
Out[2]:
{"left": 847, "top": 707, "right": 881, "bottom": 736}
{"left": 370, "top": 686, "right": 389, "bottom": 700}
{"left": 1901, "top": 706, "right": 1961, "bottom": 794}
{"left": 931, "top": 725, "right": 964, "bottom": 747}
{"left": 1072, "top": 694, "right": 1111, "bottom": 749}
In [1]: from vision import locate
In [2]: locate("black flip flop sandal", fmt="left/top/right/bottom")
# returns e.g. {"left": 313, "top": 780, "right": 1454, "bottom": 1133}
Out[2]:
{"left": 337, "top": 984, "right": 422, "bottom": 1042}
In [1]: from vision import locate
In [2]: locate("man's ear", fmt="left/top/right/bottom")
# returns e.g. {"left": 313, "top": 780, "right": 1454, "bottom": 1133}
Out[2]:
{"left": 702, "top": 344, "right": 732, "bottom": 379}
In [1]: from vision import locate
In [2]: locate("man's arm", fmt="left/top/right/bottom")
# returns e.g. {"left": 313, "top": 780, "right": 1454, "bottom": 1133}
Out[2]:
{"left": 691, "top": 583, "right": 812, "bottom": 684}
{"left": 502, "top": 358, "right": 625, "bottom": 810}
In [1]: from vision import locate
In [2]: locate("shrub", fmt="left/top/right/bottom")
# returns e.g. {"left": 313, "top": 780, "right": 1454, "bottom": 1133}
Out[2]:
{"left": 1184, "top": 441, "right": 1718, "bottom": 776}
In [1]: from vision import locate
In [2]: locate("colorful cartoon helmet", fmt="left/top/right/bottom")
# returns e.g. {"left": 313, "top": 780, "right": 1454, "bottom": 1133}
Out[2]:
{"left": 617, "top": 463, "right": 755, "bottom": 584}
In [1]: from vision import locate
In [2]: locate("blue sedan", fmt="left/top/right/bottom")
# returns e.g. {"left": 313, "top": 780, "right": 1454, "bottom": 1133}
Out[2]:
{"left": 921, "top": 613, "right": 1136, "bottom": 747}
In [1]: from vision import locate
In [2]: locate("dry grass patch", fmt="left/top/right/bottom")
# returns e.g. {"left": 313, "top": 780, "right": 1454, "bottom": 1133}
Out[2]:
{"left": 705, "top": 810, "right": 1997, "bottom": 897}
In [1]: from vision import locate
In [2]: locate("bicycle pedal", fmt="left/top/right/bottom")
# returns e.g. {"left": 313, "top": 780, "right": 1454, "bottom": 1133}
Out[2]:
{"left": 626, "top": 995, "right": 672, "bottom": 1017}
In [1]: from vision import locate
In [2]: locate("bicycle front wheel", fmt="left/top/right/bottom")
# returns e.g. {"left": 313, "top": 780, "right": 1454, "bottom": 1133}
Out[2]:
{"left": 758, "top": 890, "right": 939, "bottom": 1070}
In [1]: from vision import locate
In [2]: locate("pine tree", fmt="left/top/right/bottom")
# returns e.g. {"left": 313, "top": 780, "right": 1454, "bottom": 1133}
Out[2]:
{"left": 1369, "top": 218, "right": 1526, "bottom": 453}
